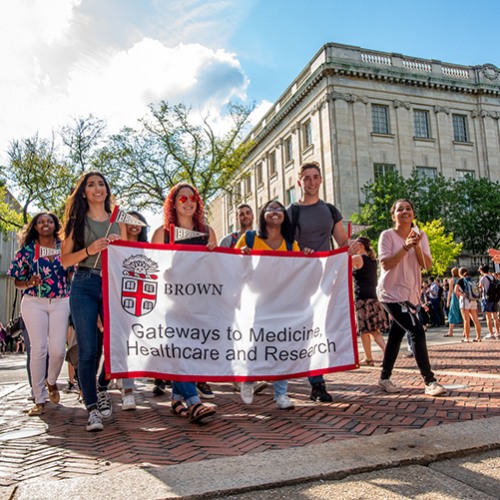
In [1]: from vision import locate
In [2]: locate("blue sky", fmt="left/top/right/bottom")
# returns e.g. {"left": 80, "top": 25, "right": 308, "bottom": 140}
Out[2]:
{"left": 0, "top": 0, "right": 498, "bottom": 160}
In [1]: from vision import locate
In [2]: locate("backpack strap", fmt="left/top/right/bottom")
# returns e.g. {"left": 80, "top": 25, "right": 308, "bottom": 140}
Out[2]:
{"left": 285, "top": 239, "right": 293, "bottom": 252}
{"left": 229, "top": 232, "right": 240, "bottom": 248}
{"left": 290, "top": 203, "right": 300, "bottom": 239}
{"left": 245, "top": 230, "right": 256, "bottom": 250}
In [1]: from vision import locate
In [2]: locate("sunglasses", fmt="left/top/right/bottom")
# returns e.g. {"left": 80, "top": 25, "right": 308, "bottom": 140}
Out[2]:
{"left": 265, "top": 206, "right": 284, "bottom": 213}
{"left": 178, "top": 194, "right": 197, "bottom": 204}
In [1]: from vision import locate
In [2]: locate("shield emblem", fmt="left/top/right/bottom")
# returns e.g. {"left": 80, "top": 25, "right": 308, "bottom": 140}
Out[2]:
{"left": 121, "top": 273, "right": 158, "bottom": 317}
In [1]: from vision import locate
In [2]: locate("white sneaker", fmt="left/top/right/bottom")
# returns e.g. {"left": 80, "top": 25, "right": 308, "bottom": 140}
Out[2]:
{"left": 275, "top": 394, "right": 294, "bottom": 409}
{"left": 240, "top": 383, "right": 254, "bottom": 404}
{"left": 86, "top": 409, "right": 103, "bottom": 432}
{"left": 378, "top": 378, "right": 401, "bottom": 393}
{"left": 425, "top": 381, "right": 446, "bottom": 397}
{"left": 484, "top": 333, "right": 494, "bottom": 340}
{"left": 97, "top": 390, "right": 113, "bottom": 418}
{"left": 121, "top": 392, "right": 136, "bottom": 411}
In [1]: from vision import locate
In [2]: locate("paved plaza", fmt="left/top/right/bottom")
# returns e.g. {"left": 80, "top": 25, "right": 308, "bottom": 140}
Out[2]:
{"left": 1, "top": 329, "right": 499, "bottom": 498}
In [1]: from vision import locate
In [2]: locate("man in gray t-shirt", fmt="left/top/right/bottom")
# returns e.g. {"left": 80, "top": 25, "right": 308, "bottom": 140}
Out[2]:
{"left": 287, "top": 162, "right": 358, "bottom": 403}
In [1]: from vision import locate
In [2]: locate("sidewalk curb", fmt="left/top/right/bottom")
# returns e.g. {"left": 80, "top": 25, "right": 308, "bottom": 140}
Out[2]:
{"left": 11, "top": 416, "right": 500, "bottom": 499}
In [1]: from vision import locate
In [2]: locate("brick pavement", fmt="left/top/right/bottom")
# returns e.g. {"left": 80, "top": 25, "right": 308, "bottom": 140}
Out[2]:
{"left": 0, "top": 340, "right": 499, "bottom": 488}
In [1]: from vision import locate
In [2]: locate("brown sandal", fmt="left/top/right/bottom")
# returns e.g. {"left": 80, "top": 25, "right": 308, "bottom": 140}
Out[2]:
{"left": 189, "top": 403, "right": 216, "bottom": 423}
{"left": 171, "top": 401, "right": 189, "bottom": 418}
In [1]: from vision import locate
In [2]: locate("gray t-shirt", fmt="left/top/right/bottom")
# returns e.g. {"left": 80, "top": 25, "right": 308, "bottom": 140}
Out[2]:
{"left": 219, "top": 231, "right": 242, "bottom": 248}
{"left": 286, "top": 200, "right": 342, "bottom": 251}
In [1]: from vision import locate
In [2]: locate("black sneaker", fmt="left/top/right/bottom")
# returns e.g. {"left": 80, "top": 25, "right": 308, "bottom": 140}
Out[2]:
{"left": 310, "top": 382, "right": 333, "bottom": 403}
{"left": 196, "top": 382, "right": 215, "bottom": 399}
{"left": 153, "top": 379, "right": 166, "bottom": 396}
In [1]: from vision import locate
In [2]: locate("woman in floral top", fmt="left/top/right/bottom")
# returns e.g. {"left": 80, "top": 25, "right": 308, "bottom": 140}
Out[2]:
{"left": 8, "top": 212, "right": 71, "bottom": 416}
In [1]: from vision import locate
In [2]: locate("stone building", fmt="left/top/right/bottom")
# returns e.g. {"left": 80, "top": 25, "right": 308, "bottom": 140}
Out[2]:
{"left": 210, "top": 42, "right": 500, "bottom": 239}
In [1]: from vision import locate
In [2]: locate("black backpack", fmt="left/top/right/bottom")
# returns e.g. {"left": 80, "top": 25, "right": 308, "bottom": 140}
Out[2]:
{"left": 485, "top": 276, "right": 500, "bottom": 303}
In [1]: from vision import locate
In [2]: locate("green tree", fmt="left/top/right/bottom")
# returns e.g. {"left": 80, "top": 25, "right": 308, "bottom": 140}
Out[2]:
{"left": 350, "top": 171, "right": 408, "bottom": 240}
{"left": 0, "top": 184, "right": 24, "bottom": 234}
{"left": 417, "top": 219, "right": 463, "bottom": 276}
{"left": 102, "top": 101, "right": 254, "bottom": 212}
{"left": 1, "top": 135, "right": 73, "bottom": 223}
{"left": 447, "top": 175, "right": 500, "bottom": 254}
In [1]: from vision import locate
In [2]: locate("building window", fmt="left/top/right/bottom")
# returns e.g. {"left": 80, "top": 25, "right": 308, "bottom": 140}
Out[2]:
{"left": 414, "top": 110, "right": 430, "bottom": 138}
{"left": 456, "top": 169, "right": 475, "bottom": 180}
{"left": 372, "top": 105, "right": 390, "bottom": 134}
{"left": 286, "top": 186, "right": 296, "bottom": 205}
{"left": 284, "top": 136, "right": 293, "bottom": 163}
{"left": 303, "top": 120, "right": 313, "bottom": 148}
{"left": 256, "top": 163, "right": 263, "bottom": 187}
{"left": 373, "top": 163, "right": 396, "bottom": 179}
{"left": 452, "top": 114, "right": 468, "bottom": 142}
{"left": 244, "top": 175, "right": 252, "bottom": 195}
{"left": 268, "top": 150, "right": 276, "bottom": 177}
{"left": 416, "top": 166, "right": 437, "bottom": 179}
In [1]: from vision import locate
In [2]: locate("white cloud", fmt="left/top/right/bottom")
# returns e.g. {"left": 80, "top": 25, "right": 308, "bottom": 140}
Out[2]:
{"left": 0, "top": 0, "right": 254, "bottom": 161}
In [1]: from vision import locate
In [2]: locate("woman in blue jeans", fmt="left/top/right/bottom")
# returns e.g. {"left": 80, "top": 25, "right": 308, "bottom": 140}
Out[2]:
{"left": 61, "top": 172, "right": 126, "bottom": 432}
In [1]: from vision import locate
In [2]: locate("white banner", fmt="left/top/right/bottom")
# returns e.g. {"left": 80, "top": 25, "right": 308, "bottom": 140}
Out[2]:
{"left": 102, "top": 241, "right": 358, "bottom": 381}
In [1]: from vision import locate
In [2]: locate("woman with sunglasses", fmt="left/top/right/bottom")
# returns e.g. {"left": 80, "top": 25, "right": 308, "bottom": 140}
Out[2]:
{"left": 61, "top": 171, "right": 126, "bottom": 432}
{"left": 235, "top": 200, "right": 300, "bottom": 410}
{"left": 8, "top": 212, "right": 72, "bottom": 416}
{"left": 151, "top": 183, "right": 217, "bottom": 423}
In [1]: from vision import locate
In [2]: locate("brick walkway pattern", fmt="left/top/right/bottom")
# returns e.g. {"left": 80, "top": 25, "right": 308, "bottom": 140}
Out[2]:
{"left": 0, "top": 341, "right": 499, "bottom": 487}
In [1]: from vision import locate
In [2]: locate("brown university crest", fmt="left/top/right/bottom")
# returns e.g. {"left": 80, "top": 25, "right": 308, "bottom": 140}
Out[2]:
{"left": 121, "top": 255, "right": 159, "bottom": 317}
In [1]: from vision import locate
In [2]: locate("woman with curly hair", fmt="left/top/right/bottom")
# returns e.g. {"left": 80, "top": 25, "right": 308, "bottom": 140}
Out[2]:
{"left": 8, "top": 212, "right": 71, "bottom": 416}
{"left": 151, "top": 183, "right": 217, "bottom": 423}
{"left": 352, "top": 237, "right": 387, "bottom": 366}
{"left": 61, "top": 172, "right": 126, "bottom": 432}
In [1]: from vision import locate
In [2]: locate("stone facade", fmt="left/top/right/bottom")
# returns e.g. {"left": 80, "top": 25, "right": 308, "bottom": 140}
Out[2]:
{"left": 210, "top": 43, "right": 500, "bottom": 239}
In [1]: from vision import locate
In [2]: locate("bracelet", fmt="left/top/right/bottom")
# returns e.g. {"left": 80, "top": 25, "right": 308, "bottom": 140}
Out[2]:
{"left": 402, "top": 244, "right": 409, "bottom": 252}
{"left": 85, "top": 247, "right": 91, "bottom": 257}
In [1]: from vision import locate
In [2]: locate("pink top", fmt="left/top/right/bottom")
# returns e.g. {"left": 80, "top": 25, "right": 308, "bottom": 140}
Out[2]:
{"left": 376, "top": 228, "right": 431, "bottom": 305}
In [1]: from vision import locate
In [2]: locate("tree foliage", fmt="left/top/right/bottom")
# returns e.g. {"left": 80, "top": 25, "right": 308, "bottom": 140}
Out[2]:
{"left": 351, "top": 171, "right": 500, "bottom": 254}
{"left": 418, "top": 219, "right": 463, "bottom": 276}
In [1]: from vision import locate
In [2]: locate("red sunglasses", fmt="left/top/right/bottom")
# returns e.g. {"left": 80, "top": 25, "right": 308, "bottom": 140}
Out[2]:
{"left": 178, "top": 194, "right": 197, "bottom": 204}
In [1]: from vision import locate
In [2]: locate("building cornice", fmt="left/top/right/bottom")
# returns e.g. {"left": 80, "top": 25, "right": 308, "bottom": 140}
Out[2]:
{"left": 246, "top": 43, "right": 500, "bottom": 149}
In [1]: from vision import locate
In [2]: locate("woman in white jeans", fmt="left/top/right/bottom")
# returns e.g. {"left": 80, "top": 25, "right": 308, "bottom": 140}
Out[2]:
{"left": 8, "top": 213, "right": 71, "bottom": 416}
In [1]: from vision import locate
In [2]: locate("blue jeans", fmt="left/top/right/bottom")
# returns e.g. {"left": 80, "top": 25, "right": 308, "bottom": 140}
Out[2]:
{"left": 70, "top": 270, "right": 107, "bottom": 411}
{"left": 242, "top": 380, "right": 288, "bottom": 398}
{"left": 172, "top": 382, "right": 200, "bottom": 407}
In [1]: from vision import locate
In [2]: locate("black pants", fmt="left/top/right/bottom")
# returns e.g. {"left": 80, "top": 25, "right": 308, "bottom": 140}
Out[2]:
{"left": 381, "top": 302, "right": 436, "bottom": 384}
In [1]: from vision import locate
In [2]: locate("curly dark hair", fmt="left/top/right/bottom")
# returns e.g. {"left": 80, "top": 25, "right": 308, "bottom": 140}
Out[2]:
{"left": 162, "top": 183, "right": 206, "bottom": 232}
{"left": 63, "top": 171, "right": 113, "bottom": 251}
{"left": 19, "top": 212, "right": 61, "bottom": 248}
{"left": 257, "top": 200, "right": 294, "bottom": 244}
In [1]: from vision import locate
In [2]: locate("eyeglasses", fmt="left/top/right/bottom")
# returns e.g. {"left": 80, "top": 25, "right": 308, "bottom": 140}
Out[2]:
{"left": 178, "top": 195, "right": 197, "bottom": 204}
{"left": 265, "top": 206, "right": 284, "bottom": 213}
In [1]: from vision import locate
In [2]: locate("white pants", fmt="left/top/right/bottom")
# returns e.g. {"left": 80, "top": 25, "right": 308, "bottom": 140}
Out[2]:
{"left": 21, "top": 296, "right": 70, "bottom": 405}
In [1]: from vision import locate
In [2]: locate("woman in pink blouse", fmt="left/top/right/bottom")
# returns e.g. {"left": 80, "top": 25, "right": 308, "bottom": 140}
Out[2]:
{"left": 376, "top": 199, "right": 446, "bottom": 397}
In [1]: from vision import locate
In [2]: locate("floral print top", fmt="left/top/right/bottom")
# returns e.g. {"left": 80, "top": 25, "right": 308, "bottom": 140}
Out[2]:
{"left": 8, "top": 240, "right": 71, "bottom": 298}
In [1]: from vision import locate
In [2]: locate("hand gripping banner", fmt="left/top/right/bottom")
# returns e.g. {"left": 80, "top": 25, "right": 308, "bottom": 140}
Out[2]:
{"left": 102, "top": 241, "right": 358, "bottom": 382}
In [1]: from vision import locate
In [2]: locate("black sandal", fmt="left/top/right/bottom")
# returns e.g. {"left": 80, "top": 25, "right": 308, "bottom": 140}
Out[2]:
{"left": 189, "top": 403, "right": 216, "bottom": 423}
{"left": 171, "top": 401, "right": 189, "bottom": 418}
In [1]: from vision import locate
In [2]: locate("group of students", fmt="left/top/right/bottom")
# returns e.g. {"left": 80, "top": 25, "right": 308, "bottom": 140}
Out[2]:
{"left": 15, "top": 161, "right": 494, "bottom": 433}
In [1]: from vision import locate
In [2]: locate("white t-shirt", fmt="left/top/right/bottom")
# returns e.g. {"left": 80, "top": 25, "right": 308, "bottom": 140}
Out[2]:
{"left": 377, "top": 228, "right": 431, "bottom": 305}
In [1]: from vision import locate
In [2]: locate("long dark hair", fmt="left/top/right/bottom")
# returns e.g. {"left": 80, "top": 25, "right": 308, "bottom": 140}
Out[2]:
{"left": 128, "top": 211, "right": 148, "bottom": 242}
{"left": 63, "top": 171, "right": 113, "bottom": 251}
{"left": 257, "top": 200, "right": 294, "bottom": 244}
{"left": 19, "top": 212, "right": 61, "bottom": 248}
{"left": 357, "top": 236, "right": 376, "bottom": 261}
